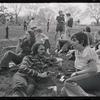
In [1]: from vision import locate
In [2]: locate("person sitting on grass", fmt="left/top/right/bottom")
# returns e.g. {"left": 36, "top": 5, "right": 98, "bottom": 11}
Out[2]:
{"left": 83, "top": 26, "right": 94, "bottom": 46}
{"left": 12, "top": 43, "right": 60, "bottom": 97}
{"left": 55, "top": 32, "right": 72, "bottom": 55}
{"left": 35, "top": 28, "right": 51, "bottom": 54}
{"left": 61, "top": 31, "right": 100, "bottom": 96}
{"left": 93, "top": 30, "right": 100, "bottom": 55}
{"left": 0, "top": 30, "right": 36, "bottom": 72}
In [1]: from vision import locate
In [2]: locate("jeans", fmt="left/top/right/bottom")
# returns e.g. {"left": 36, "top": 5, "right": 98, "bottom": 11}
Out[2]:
{"left": 12, "top": 72, "right": 36, "bottom": 96}
{"left": 61, "top": 72, "right": 100, "bottom": 96}
{"left": 0, "top": 51, "right": 23, "bottom": 69}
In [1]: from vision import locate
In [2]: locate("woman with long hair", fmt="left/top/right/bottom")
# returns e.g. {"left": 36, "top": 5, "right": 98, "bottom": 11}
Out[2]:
{"left": 0, "top": 30, "right": 36, "bottom": 71}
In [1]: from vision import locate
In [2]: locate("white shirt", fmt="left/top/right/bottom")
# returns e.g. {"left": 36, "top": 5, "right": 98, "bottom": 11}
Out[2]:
{"left": 29, "top": 19, "right": 37, "bottom": 28}
{"left": 35, "top": 33, "right": 48, "bottom": 44}
{"left": 75, "top": 46, "right": 100, "bottom": 72}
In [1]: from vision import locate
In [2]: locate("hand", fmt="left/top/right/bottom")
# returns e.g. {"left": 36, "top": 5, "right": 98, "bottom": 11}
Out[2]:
{"left": 38, "top": 72, "right": 48, "bottom": 78}
{"left": 71, "top": 72, "right": 77, "bottom": 77}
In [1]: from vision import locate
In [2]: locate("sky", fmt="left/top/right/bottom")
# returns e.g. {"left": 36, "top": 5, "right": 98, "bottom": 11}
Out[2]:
{"left": 2, "top": 3, "right": 95, "bottom": 25}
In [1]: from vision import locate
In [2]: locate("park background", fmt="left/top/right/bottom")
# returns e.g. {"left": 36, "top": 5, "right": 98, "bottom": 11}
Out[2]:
{"left": 0, "top": 3, "right": 100, "bottom": 96}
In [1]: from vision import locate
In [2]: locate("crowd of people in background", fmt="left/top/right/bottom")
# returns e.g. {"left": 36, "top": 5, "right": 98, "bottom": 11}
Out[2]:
{"left": 1, "top": 10, "right": 100, "bottom": 97}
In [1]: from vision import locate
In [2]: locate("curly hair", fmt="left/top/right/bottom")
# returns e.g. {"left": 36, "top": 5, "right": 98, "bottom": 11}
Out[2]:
{"left": 71, "top": 31, "right": 88, "bottom": 47}
{"left": 31, "top": 42, "right": 45, "bottom": 56}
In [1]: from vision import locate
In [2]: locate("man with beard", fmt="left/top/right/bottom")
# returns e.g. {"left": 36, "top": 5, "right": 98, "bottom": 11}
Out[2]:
{"left": 12, "top": 43, "right": 58, "bottom": 97}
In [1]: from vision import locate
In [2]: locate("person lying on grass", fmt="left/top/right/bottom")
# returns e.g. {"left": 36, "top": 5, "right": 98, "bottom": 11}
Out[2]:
{"left": 0, "top": 30, "right": 36, "bottom": 72}
{"left": 61, "top": 31, "right": 100, "bottom": 96}
{"left": 12, "top": 43, "right": 61, "bottom": 97}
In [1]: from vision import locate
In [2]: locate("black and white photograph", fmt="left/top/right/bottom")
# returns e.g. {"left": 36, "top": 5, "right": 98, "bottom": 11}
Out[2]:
{"left": 0, "top": 3, "right": 100, "bottom": 97}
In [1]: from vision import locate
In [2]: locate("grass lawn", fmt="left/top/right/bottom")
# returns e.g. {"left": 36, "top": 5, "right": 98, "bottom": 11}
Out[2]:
{"left": 0, "top": 24, "right": 100, "bottom": 96}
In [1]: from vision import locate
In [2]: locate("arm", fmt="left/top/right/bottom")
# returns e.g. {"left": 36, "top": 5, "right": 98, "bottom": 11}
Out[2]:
{"left": 18, "top": 56, "right": 48, "bottom": 78}
{"left": 16, "top": 40, "right": 22, "bottom": 54}
{"left": 41, "top": 33, "right": 48, "bottom": 40}
{"left": 74, "top": 60, "right": 97, "bottom": 76}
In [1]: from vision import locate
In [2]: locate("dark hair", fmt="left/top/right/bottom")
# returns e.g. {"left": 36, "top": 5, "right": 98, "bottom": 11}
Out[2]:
{"left": 35, "top": 29, "right": 42, "bottom": 33}
{"left": 71, "top": 31, "right": 88, "bottom": 47}
{"left": 86, "top": 26, "right": 91, "bottom": 33}
{"left": 66, "top": 13, "right": 71, "bottom": 16}
{"left": 31, "top": 17, "right": 34, "bottom": 20}
{"left": 59, "top": 10, "right": 63, "bottom": 13}
{"left": 31, "top": 43, "right": 44, "bottom": 56}
{"left": 27, "top": 30, "right": 36, "bottom": 48}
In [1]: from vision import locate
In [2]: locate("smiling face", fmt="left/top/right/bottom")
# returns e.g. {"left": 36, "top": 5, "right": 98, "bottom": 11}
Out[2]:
{"left": 37, "top": 45, "right": 45, "bottom": 56}
{"left": 71, "top": 38, "right": 83, "bottom": 51}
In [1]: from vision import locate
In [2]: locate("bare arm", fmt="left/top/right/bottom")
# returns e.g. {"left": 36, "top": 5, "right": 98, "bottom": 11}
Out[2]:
{"left": 41, "top": 33, "right": 48, "bottom": 40}
{"left": 76, "top": 60, "right": 97, "bottom": 75}
{"left": 16, "top": 40, "right": 22, "bottom": 54}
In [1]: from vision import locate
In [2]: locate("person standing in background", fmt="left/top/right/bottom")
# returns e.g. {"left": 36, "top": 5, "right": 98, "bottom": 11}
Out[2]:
{"left": 65, "top": 13, "right": 73, "bottom": 38}
{"left": 47, "top": 18, "right": 50, "bottom": 32}
{"left": 23, "top": 20, "right": 27, "bottom": 31}
{"left": 5, "top": 19, "right": 9, "bottom": 39}
{"left": 29, "top": 17, "right": 37, "bottom": 30}
{"left": 55, "top": 11, "right": 65, "bottom": 41}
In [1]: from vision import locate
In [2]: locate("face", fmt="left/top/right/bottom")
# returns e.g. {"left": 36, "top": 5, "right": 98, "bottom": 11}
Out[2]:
{"left": 24, "top": 32, "right": 31, "bottom": 41}
{"left": 59, "top": 11, "right": 63, "bottom": 16}
{"left": 71, "top": 38, "right": 82, "bottom": 50}
{"left": 37, "top": 45, "right": 45, "bottom": 55}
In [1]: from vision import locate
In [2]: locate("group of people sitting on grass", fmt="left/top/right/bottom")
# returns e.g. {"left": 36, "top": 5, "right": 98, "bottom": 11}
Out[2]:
{"left": 1, "top": 14, "right": 100, "bottom": 97}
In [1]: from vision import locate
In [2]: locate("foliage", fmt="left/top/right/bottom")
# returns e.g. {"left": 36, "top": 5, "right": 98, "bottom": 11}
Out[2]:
{"left": 85, "top": 3, "right": 100, "bottom": 26}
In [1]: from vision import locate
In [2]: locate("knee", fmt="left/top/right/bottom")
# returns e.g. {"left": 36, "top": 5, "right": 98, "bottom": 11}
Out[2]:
{"left": 64, "top": 79, "right": 75, "bottom": 88}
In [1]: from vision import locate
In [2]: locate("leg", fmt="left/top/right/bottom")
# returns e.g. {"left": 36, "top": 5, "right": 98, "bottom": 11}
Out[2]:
{"left": 63, "top": 72, "right": 98, "bottom": 96}
{"left": 12, "top": 72, "right": 28, "bottom": 96}
{"left": 27, "top": 77, "right": 36, "bottom": 96}
{"left": 55, "top": 41, "right": 60, "bottom": 53}
{"left": 58, "top": 42, "right": 69, "bottom": 54}
{"left": 0, "top": 51, "right": 22, "bottom": 69}
{"left": 44, "top": 39, "right": 51, "bottom": 54}
{"left": 6, "top": 27, "right": 8, "bottom": 39}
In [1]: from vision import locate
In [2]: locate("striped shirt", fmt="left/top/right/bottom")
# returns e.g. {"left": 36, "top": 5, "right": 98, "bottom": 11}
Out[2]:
{"left": 18, "top": 55, "right": 57, "bottom": 77}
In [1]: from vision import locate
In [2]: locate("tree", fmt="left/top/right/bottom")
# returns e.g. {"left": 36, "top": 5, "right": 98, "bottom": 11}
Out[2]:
{"left": 63, "top": 5, "right": 82, "bottom": 21}
{"left": 8, "top": 3, "right": 23, "bottom": 24}
{"left": 85, "top": 3, "right": 100, "bottom": 26}
{"left": 0, "top": 3, "right": 8, "bottom": 24}
{"left": 37, "top": 7, "right": 56, "bottom": 25}
{"left": 24, "top": 3, "right": 43, "bottom": 18}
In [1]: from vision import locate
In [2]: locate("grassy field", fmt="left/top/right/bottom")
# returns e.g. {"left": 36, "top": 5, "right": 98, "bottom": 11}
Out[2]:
{"left": 0, "top": 24, "right": 100, "bottom": 97}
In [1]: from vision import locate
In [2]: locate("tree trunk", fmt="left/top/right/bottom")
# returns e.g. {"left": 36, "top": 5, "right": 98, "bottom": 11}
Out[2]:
{"left": 96, "top": 19, "right": 99, "bottom": 26}
{"left": 15, "top": 14, "right": 18, "bottom": 24}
